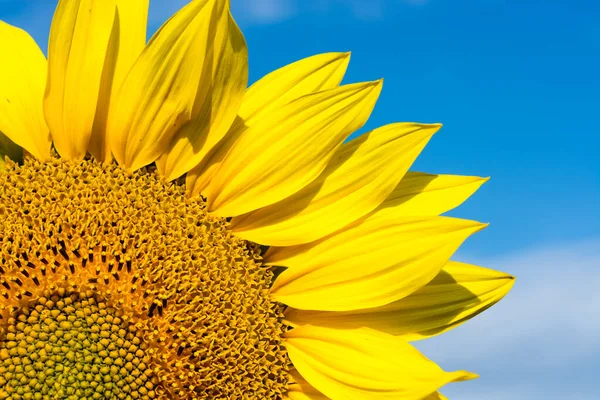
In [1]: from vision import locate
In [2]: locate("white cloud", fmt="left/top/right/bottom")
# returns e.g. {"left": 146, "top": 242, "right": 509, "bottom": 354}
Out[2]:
{"left": 420, "top": 239, "right": 600, "bottom": 364}
{"left": 231, "top": 0, "right": 430, "bottom": 24}
{"left": 312, "top": 0, "right": 428, "bottom": 20}
{"left": 416, "top": 239, "right": 600, "bottom": 398}
{"left": 345, "top": 0, "right": 430, "bottom": 19}
{"left": 233, "top": 0, "right": 296, "bottom": 24}
{"left": 147, "top": 0, "right": 296, "bottom": 28}
{"left": 2, "top": 0, "right": 433, "bottom": 42}
{"left": 443, "top": 386, "right": 598, "bottom": 400}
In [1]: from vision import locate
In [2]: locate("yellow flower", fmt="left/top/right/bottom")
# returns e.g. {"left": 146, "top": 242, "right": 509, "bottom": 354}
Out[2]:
{"left": 0, "top": 0, "right": 514, "bottom": 399}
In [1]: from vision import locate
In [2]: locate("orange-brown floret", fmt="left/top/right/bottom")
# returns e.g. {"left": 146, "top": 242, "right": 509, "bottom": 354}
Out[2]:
{"left": 0, "top": 156, "right": 289, "bottom": 399}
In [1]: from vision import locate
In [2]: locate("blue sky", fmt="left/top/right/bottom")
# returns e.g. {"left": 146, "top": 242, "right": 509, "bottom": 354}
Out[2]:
{"left": 1, "top": 0, "right": 599, "bottom": 398}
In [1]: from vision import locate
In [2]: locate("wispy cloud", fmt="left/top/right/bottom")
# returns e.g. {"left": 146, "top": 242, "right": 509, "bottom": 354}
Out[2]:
{"left": 147, "top": 0, "right": 297, "bottom": 30}
{"left": 343, "top": 0, "right": 431, "bottom": 20}
{"left": 343, "top": 0, "right": 430, "bottom": 20}
{"left": 230, "top": 0, "right": 430, "bottom": 25}
{"left": 3, "top": 0, "right": 432, "bottom": 39}
{"left": 232, "top": 0, "right": 296, "bottom": 24}
{"left": 416, "top": 239, "right": 600, "bottom": 399}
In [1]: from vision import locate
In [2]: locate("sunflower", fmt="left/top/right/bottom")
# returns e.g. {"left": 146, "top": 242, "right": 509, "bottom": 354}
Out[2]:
{"left": 0, "top": 0, "right": 514, "bottom": 399}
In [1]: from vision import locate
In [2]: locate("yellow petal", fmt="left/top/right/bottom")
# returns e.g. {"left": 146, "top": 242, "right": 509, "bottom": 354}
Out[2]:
{"left": 378, "top": 172, "right": 488, "bottom": 217}
{"left": 267, "top": 216, "right": 486, "bottom": 311}
{"left": 44, "top": 0, "right": 117, "bottom": 159}
{"left": 284, "top": 261, "right": 515, "bottom": 340}
{"left": 0, "top": 21, "right": 50, "bottom": 160}
{"left": 155, "top": 4, "right": 248, "bottom": 181}
{"left": 422, "top": 393, "right": 448, "bottom": 400}
{"left": 207, "top": 80, "right": 383, "bottom": 217}
{"left": 185, "top": 118, "right": 250, "bottom": 201}
{"left": 232, "top": 123, "right": 440, "bottom": 246}
{"left": 88, "top": 0, "right": 149, "bottom": 162}
{"left": 0, "top": 133, "right": 22, "bottom": 169}
{"left": 287, "top": 368, "right": 330, "bottom": 400}
{"left": 240, "top": 52, "right": 351, "bottom": 124}
{"left": 186, "top": 52, "right": 350, "bottom": 198}
{"left": 108, "top": 0, "right": 235, "bottom": 171}
{"left": 110, "top": 1, "right": 149, "bottom": 88}
{"left": 285, "top": 325, "right": 477, "bottom": 400}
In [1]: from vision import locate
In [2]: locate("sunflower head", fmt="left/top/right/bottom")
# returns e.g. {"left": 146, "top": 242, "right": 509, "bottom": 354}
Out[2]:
{"left": 0, "top": 156, "right": 288, "bottom": 398}
{"left": 0, "top": 0, "right": 514, "bottom": 399}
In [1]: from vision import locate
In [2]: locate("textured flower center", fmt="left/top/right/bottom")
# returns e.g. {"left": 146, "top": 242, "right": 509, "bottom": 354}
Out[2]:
{"left": 0, "top": 156, "right": 288, "bottom": 399}
{"left": 0, "top": 290, "right": 156, "bottom": 399}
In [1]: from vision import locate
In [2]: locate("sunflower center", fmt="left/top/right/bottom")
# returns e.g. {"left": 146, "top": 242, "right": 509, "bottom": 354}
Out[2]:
{"left": 0, "top": 289, "right": 156, "bottom": 399}
{"left": 0, "top": 156, "right": 288, "bottom": 399}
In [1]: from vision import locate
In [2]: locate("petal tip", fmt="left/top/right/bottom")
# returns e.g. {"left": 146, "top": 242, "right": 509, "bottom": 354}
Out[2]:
{"left": 337, "top": 51, "right": 351, "bottom": 60}
{"left": 329, "top": 51, "right": 352, "bottom": 66}
{"left": 457, "top": 219, "right": 489, "bottom": 233}
{"left": 452, "top": 370, "right": 479, "bottom": 382}
{"left": 503, "top": 274, "right": 517, "bottom": 288}
{"left": 474, "top": 221, "right": 490, "bottom": 232}
{"left": 496, "top": 272, "right": 516, "bottom": 283}
{"left": 424, "top": 123, "right": 443, "bottom": 135}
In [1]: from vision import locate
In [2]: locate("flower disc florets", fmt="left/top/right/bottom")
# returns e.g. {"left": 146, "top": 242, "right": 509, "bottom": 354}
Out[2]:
{"left": 0, "top": 289, "right": 156, "bottom": 399}
{"left": 0, "top": 156, "right": 288, "bottom": 399}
